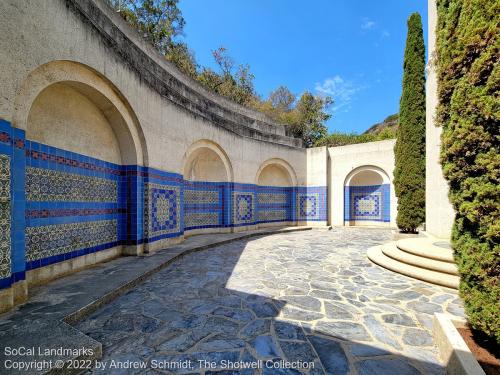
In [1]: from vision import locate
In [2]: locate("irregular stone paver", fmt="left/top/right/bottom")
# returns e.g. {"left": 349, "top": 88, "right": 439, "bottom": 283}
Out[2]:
{"left": 76, "top": 228, "right": 465, "bottom": 374}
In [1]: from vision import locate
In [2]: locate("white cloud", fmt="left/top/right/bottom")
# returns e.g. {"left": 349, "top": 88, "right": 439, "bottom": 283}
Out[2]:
{"left": 315, "top": 75, "right": 366, "bottom": 113}
{"left": 381, "top": 30, "right": 391, "bottom": 38}
{"left": 361, "top": 18, "right": 376, "bottom": 30}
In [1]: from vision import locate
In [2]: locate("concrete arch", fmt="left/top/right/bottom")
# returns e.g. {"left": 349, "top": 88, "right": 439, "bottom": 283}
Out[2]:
{"left": 12, "top": 60, "right": 147, "bottom": 165}
{"left": 255, "top": 158, "right": 297, "bottom": 186}
{"left": 183, "top": 139, "right": 233, "bottom": 182}
{"left": 344, "top": 165, "right": 390, "bottom": 186}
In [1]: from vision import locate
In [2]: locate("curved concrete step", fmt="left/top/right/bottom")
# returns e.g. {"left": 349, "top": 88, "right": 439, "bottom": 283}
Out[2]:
{"left": 382, "top": 243, "right": 459, "bottom": 276}
{"left": 367, "top": 245, "right": 459, "bottom": 289}
{"left": 396, "top": 238, "right": 455, "bottom": 263}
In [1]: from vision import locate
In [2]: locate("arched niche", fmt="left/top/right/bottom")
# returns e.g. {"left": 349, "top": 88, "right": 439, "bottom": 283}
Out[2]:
{"left": 13, "top": 60, "right": 146, "bottom": 165}
{"left": 344, "top": 166, "right": 390, "bottom": 186}
{"left": 183, "top": 140, "right": 233, "bottom": 182}
{"left": 255, "top": 158, "right": 297, "bottom": 187}
{"left": 344, "top": 165, "right": 390, "bottom": 226}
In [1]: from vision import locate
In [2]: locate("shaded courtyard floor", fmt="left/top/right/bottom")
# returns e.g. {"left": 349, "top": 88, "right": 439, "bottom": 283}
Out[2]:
{"left": 76, "top": 228, "right": 464, "bottom": 375}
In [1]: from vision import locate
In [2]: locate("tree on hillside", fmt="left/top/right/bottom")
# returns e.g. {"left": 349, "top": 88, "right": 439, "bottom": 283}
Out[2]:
{"left": 109, "top": 1, "right": 333, "bottom": 147}
{"left": 292, "top": 92, "right": 331, "bottom": 147}
{"left": 112, "top": 0, "right": 185, "bottom": 55}
{"left": 393, "top": 12, "right": 426, "bottom": 232}
{"left": 165, "top": 42, "right": 198, "bottom": 79}
{"left": 112, "top": 0, "right": 198, "bottom": 79}
{"left": 197, "top": 47, "right": 256, "bottom": 106}
{"left": 269, "top": 86, "right": 295, "bottom": 112}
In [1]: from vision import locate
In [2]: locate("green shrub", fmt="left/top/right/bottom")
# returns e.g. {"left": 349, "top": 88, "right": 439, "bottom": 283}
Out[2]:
{"left": 436, "top": 0, "right": 500, "bottom": 342}
{"left": 393, "top": 13, "right": 426, "bottom": 232}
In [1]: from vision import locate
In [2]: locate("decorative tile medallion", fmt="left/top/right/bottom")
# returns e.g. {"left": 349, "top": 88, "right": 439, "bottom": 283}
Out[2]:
{"left": 233, "top": 192, "right": 254, "bottom": 225}
{"left": 26, "top": 167, "right": 117, "bottom": 202}
{"left": 351, "top": 192, "right": 382, "bottom": 220}
{"left": 145, "top": 183, "right": 181, "bottom": 238}
{"left": 0, "top": 155, "right": 11, "bottom": 280}
{"left": 25, "top": 219, "right": 117, "bottom": 261}
{"left": 297, "top": 193, "right": 320, "bottom": 220}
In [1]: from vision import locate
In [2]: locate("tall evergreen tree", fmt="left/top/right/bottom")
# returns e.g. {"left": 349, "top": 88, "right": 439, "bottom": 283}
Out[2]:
{"left": 393, "top": 13, "right": 426, "bottom": 232}
{"left": 436, "top": 0, "right": 499, "bottom": 342}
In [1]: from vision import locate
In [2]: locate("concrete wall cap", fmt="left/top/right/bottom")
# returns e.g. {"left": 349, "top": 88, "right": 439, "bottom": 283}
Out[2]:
{"left": 69, "top": 0, "right": 302, "bottom": 148}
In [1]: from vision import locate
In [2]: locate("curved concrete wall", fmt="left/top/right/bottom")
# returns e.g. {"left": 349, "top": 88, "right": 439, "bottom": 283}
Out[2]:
{"left": 0, "top": 0, "right": 399, "bottom": 311}
{"left": 0, "top": 0, "right": 306, "bottom": 182}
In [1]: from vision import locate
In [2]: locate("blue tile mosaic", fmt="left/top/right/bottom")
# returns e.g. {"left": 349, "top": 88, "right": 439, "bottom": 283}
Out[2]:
{"left": 25, "top": 219, "right": 118, "bottom": 262}
{"left": 296, "top": 186, "right": 327, "bottom": 221}
{"left": 345, "top": 184, "right": 390, "bottom": 222}
{"left": 256, "top": 186, "right": 292, "bottom": 223}
{"left": 234, "top": 192, "right": 254, "bottom": 224}
{"left": 0, "top": 120, "right": 331, "bottom": 290}
{"left": 24, "top": 140, "right": 125, "bottom": 265}
{"left": 145, "top": 183, "right": 180, "bottom": 238}
{"left": 183, "top": 181, "right": 224, "bottom": 230}
{"left": 0, "top": 154, "right": 11, "bottom": 281}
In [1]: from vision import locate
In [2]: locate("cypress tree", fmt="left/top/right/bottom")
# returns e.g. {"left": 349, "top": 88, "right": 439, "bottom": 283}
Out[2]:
{"left": 393, "top": 12, "right": 426, "bottom": 232}
{"left": 436, "top": 0, "right": 499, "bottom": 342}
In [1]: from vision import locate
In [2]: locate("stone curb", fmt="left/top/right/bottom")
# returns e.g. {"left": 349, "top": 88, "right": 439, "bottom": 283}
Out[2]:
{"left": 432, "top": 313, "right": 486, "bottom": 375}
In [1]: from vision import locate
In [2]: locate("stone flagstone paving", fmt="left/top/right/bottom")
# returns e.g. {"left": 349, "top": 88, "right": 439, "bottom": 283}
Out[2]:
{"left": 76, "top": 228, "right": 465, "bottom": 375}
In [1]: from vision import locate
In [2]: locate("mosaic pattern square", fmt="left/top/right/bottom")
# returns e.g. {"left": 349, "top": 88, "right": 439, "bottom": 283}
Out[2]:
{"left": 345, "top": 184, "right": 389, "bottom": 222}
{"left": 233, "top": 192, "right": 254, "bottom": 225}
{"left": 145, "top": 183, "right": 181, "bottom": 237}
{"left": 351, "top": 192, "right": 382, "bottom": 220}
{"left": 0, "top": 155, "right": 11, "bottom": 280}
{"left": 297, "top": 193, "right": 320, "bottom": 220}
{"left": 353, "top": 193, "right": 381, "bottom": 220}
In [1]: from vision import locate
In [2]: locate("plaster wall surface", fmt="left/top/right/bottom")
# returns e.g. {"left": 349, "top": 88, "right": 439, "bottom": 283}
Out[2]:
{"left": 425, "top": 0, "right": 454, "bottom": 239}
{"left": 306, "top": 147, "right": 328, "bottom": 186}
{"left": 0, "top": 0, "right": 307, "bottom": 184}
{"left": 185, "top": 148, "right": 229, "bottom": 182}
{"left": 27, "top": 83, "right": 122, "bottom": 165}
{"left": 257, "top": 165, "right": 292, "bottom": 187}
{"left": 328, "top": 140, "right": 397, "bottom": 227}
{"left": 349, "top": 170, "right": 384, "bottom": 186}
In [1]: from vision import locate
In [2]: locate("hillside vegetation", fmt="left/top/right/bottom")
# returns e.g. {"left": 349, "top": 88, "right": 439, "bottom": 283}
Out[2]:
{"left": 110, "top": 0, "right": 397, "bottom": 148}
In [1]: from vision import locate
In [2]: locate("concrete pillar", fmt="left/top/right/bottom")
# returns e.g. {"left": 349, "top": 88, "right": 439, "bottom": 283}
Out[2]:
{"left": 425, "top": 0, "right": 455, "bottom": 239}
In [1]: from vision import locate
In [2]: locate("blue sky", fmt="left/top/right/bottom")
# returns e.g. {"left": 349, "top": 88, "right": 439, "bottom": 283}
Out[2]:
{"left": 178, "top": 1, "right": 428, "bottom": 133}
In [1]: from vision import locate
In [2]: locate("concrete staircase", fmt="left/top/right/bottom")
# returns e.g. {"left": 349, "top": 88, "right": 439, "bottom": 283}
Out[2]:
{"left": 367, "top": 238, "right": 459, "bottom": 289}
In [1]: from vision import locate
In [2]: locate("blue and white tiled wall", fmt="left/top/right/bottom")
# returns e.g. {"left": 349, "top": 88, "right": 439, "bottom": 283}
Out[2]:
{"left": 0, "top": 120, "right": 26, "bottom": 289}
{"left": 344, "top": 184, "right": 390, "bottom": 222}
{"left": 24, "top": 141, "right": 126, "bottom": 270}
{"left": 0, "top": 119, "right": 328, "bottom": 292}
